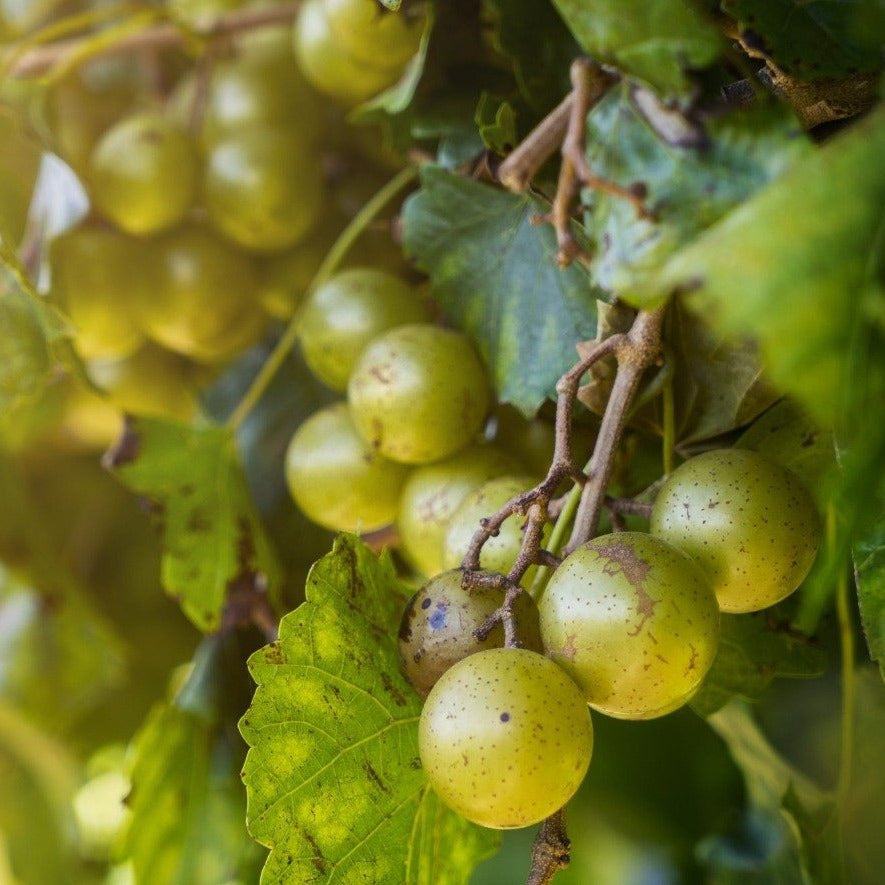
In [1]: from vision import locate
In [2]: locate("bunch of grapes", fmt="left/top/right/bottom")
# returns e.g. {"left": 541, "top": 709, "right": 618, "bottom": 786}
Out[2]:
{"left": 39, "top": 1, "right": 423, "bottom": 447}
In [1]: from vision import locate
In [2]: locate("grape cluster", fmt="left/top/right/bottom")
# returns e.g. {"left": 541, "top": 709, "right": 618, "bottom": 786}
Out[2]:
{"left": 41, "top": 4, "right": 422, "bottom": 446}
{"left": 400, "top": 446, "right": 820, "bottom": 829}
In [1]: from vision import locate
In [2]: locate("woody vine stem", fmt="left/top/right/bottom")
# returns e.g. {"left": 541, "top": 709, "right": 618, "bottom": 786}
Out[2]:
{"left": 464, "top": 58, "right": 666, "bottom": 885}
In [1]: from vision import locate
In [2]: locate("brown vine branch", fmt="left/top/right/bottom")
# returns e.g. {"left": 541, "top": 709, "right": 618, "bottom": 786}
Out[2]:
{"left": 221, "top": 572, "right": 279, "bottom": 643}
{"left": 605, "top": 496, "right": 653, "bottom": 518}
{"left": 4, "top": 0, "right": 302, "bottom": 77}
{"left": 527, "top": 808, "right": 570, "bottom": 885}
{"left": 565, "top": 307, "right": 666, "bottom": 554}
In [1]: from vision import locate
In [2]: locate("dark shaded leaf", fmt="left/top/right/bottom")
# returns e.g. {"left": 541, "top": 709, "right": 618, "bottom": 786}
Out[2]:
{"left": 402, "top": 165, "right": 599, "bottom": 415}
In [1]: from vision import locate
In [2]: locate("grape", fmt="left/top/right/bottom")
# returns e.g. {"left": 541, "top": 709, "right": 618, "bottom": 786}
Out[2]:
{"left": 88, "top": 114, "right": 197, "bottom": 235}
{"left": 284, "top": 402, "right": 411, "bottom": 532}
{"left": 139, "top": 224, "right": 265, "bottom": 363}
{"left": 298, "top": 268, "right": 430, "bottom": 391}
{"left": 399, "top": 568, "right": 542, "bottom": 697}
{"left": 292, "top": 0, "right": 401, "bottom": 106}
{"left": 86, "top": 345, "right": 198, "bottom": 421}
{"left": 348, "top": 324, "right": 491, "bottom": 464}
{"left": 0, "top": 114, "right": 40, "bottom": 246}
{"left": 397, "top": 444, "right": 520, "bottom": 577}
{"left": 72, "top": 771, "right": 131, "bottom": 859}
{"left": 650, "top": 448, "right": 821, "bottom": 613}
{"left": 419, "top": 648, "right": 592, "bottom": 828}
{"left": 197, "top": 30, "right": 323, "bottom": 145}
{"left": 539, "top": 532, "right": 720, "bottom": 719}
{"left": 202, "top": 127, "right": 322, "bottom": 253}
{"left": 324, "top": 0, "right": 424, "bottom": 68}
{"left": 49, "top": 226, "right": 149, "bottom": 360}
{"left": 442, "top": 475, "right": 547, "bottom": 582}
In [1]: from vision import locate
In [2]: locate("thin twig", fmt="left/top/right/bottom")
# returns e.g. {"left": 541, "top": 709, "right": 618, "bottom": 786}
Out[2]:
{"left": 565, "top": 307, "right": 666, "bottom": 554}
{"left": 497, "top": 94, "right": 574, "bottom": 193}
{"left": 4, "top": 0, "right": 301, "bottom": 77}
{"left": 527, "top": 809, "right": 570, "bottom": 885}
{"left": 604, "top": 496, "right": 653, "bottom": 518}
{"left": 549, "top": 59, "right": 617, "bottom": 265}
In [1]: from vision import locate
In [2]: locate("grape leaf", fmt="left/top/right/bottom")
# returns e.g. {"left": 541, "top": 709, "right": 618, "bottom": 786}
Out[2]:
{"left": 551, "top": 0, "right": 722, "bottom": 97}
{"left": 853, "top": 517, "right": 885, "bottom": 680}
{"left": 722, "top": 0, "right": 884, "bottom": 80}
{"left": 105, "top": 418, "right": 281, "bottom": 633}
{"left": 402, "top": 165, "right": 599, "bottom": 416}
{"left": 690, "top": 603, "right": 826, "bottom": 717}
{"left": 633, "top": 106, "right": 885, "bottom": 430}
{"left": 584, "top": 91, "right": 810, "bottom": 302}
{"left": 706, "top": 702, "right": 843, "bottom": 884}
{"left": 120, "top": 636, "right": 262, "bottom": 885}
{"left": 485, "top": 0, "right": 580, "bottom": 110}
{"left": 240, "top": 535, "right": 499, "bottom": 884}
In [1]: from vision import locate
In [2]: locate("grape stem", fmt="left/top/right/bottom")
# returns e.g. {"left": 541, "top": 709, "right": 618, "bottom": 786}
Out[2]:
{"left": 526, "top": 809, "right": 570, "bottom": 885}
{"left": 225, "top": 165, "right": 419, "bottom": 432}
{"left": 220, "top": 572, "right": 279, "bottom": 643}
{"left": 3, "top": 0, "right": 303, "bottom": 77}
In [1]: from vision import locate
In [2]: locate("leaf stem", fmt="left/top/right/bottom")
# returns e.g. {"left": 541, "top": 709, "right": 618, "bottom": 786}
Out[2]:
{"left": 225, "top": 165, "right": 418, "bottom": 432}
{"left": 662, "top": 371, "right": 675, "bottom": 476}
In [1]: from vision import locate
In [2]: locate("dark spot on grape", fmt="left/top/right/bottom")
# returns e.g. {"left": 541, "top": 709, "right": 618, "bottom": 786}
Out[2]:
{"left": 421, "top": 597, "right": 432, "bottom": 609}
{"left": 500, "top": 712, "right": 510, "bottom": 722}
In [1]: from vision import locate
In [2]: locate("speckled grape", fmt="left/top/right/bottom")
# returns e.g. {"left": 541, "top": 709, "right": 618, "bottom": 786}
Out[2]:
{"left": 397, "top": 445, "right": 520, "bottom": 577}
{"left": 539, "top": 532, "right": 719, "bottom": 720}
{"left": 298, "top": 268, "right": 430, "bottom": 391}
{"left": 399, "top": 569, "right": 542, "bottom": 698}
{"left": 419, "top": 648, "right": 592, "bottom": 829}
{"left": 284, "top": 403, "right": 411, "bottom": 532}
{"left": 442, "top": 475, "right": 547, "bottom": 582}
{"left": 348, "top": 325, "right": 491, "bottom": 465}
{"left": 650, "top": 449, "right": 821, "bottom": 613}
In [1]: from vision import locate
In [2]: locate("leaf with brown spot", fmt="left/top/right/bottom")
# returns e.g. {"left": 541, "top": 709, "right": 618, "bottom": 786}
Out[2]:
{"left": 106, "top": 417, "right": 280, "bottom": 632}
{"left": 240, "top": 535, "right": 498, "bottom": 883}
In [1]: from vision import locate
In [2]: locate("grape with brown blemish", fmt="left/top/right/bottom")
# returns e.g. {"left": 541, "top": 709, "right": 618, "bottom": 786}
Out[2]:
{"left": 538, "top": 532, "right": 720, "bottom": 719}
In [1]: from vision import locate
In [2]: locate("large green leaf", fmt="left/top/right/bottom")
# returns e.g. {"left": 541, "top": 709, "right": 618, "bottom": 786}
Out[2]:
{"left": 706, "top": 702, "right": 843, "bottom": 884}
{"left": 722, "top": 0, "right": 884, "bottom": 80}
{"left": 636, "top": 107, "right": 885, "bottom": 430}
{"left": 485, "top": 0, "right": 580, "bottom": 111}
{"left": 552, "top": 0, "right": 722, "bottom": 97}
{"left": 691, "top": 603, "right": 827, "bottom": 717}
{"left": 106, "top": 418, "right": 281, "bottom": 632}
{"left": 584, "top": 91, "right": 810, "bottom": 302}
{"left": 240, "top": 535, "right": 498, "bottom": 884}
{"left": 120, "top": 635, "right": 262, "bottom": 884}
{"left": 402, "top": 165, "right": 598, "bottom": 415}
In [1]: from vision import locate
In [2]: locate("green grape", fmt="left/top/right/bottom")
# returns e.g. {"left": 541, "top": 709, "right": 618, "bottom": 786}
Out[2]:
{"left": 140, "top": 224, "right": 265, "bottom": 363}
{"left": 197, "top": 30, "right": 323, "bottom": 145}
{"left": 88, "top": 114, "right": 197, "bottom": 235}
{"left": 539, "top": 532, "right": 720, "bottom": 720}
{"left": 292, "top": 0, "right": 402, "bottom": 106}
{"left": 324, "top": 0, "right": 425, "bottom": 68}
{"left": 284, "top": 402, "right": 411, "bottom": 532}
{"left": 202, "top": 126, "right": 322, "bottom": 253}
{"left": 348, "top": 324, "right": 491, "bottom": 465}
{"left": 442, "top": 475, "right": 548, "bottom": 582}
{"left": 399, "top": 568, "right": 542, "bottom": 698}
{"left": 298, "top": 268, "right": 430, "bottom": 391}
{"left": 419, "top": 648, "right": 593, "bottom": 829}
{"left": 397, "top": 444, "right": 520, "bottom": 577}
{"left": 0, "top": 114, "right": 40, "bottom": 247}
{"left": 49, "top": 226, "right": 149, "bottom": 360}
{"left": 649, "top": 448, "right": 821, "bottom": 613}
{"left": 86, "top": 345, "right": 198, "bottom": 421}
